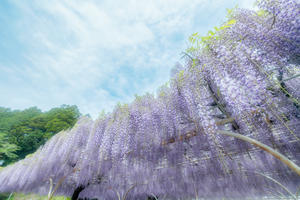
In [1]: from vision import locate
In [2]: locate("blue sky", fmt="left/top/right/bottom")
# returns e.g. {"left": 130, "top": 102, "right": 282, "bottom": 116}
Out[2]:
{"left": 0, "top": 0, "right": 256, "bottom": 119}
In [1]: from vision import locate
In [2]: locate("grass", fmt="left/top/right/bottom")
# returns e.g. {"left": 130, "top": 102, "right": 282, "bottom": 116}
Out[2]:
{"left": 0, "top": 193, "right": 70, "bottom": 200}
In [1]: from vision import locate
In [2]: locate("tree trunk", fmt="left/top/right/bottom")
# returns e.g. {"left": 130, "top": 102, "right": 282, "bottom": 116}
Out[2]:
{"left": 71, "top": 185, "right": 85, "bottom": 200}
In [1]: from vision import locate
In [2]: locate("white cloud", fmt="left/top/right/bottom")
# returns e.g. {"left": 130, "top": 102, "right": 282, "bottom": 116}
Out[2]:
{"left": 1, "top": 0, "right": 257, "bottom": 118}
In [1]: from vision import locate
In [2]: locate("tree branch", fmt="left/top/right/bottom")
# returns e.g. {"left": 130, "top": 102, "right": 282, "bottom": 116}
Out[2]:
{"left": 218, "top": 130, "right": 300, "bottom": 176}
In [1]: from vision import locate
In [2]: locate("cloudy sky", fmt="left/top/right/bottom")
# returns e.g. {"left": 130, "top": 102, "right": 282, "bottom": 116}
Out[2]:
{"left": 0, "top": 0, "right": 256, "bottom": 119}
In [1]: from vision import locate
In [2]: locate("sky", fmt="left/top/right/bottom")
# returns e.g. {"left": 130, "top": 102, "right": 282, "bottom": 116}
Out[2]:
{"left": 0, "top": 0, "right": 257, "bottom": 119}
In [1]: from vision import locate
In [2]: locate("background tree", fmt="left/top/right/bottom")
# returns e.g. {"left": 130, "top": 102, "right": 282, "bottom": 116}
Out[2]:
{"left": 0, "top": 132, "right": 19, "bottom": 161}
{"left": 0, "top": 105, "right": 81, "bottom": 165}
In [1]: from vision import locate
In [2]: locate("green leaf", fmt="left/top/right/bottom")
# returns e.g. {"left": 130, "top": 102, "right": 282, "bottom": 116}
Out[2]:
{"left": 227, "top": 19, "right": 237, "bottom": 25}
{"left": 257, "top": 9, "right": 269, "bottom": 17}
{"left": 208, "top": 30, "right": 215, "bottom": 36}
{"left": 226, "top": 8, "right": 233, "bottom": 16}
{"left": 191, "top": 32, "right": 198, "bottom": 37}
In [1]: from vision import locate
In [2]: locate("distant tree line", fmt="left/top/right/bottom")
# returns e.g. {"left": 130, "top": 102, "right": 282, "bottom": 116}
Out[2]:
{"left": 0, "top": 105, "right": 81, "bottom": 166}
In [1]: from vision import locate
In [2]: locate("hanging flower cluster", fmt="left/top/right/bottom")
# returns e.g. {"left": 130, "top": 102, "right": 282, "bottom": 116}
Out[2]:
{"left": 0, "top": 0, "right": 299, "bottom": 199}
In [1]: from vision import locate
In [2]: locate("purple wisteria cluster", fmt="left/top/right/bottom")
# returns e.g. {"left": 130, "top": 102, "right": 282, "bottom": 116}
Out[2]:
{"left": 0, "top": 0, "right": 299, "bottom": 199}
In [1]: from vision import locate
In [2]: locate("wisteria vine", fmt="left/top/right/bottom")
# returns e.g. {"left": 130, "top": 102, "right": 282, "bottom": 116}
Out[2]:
{"left": 0, "top": 0, "right": 299, "bottom": 199}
